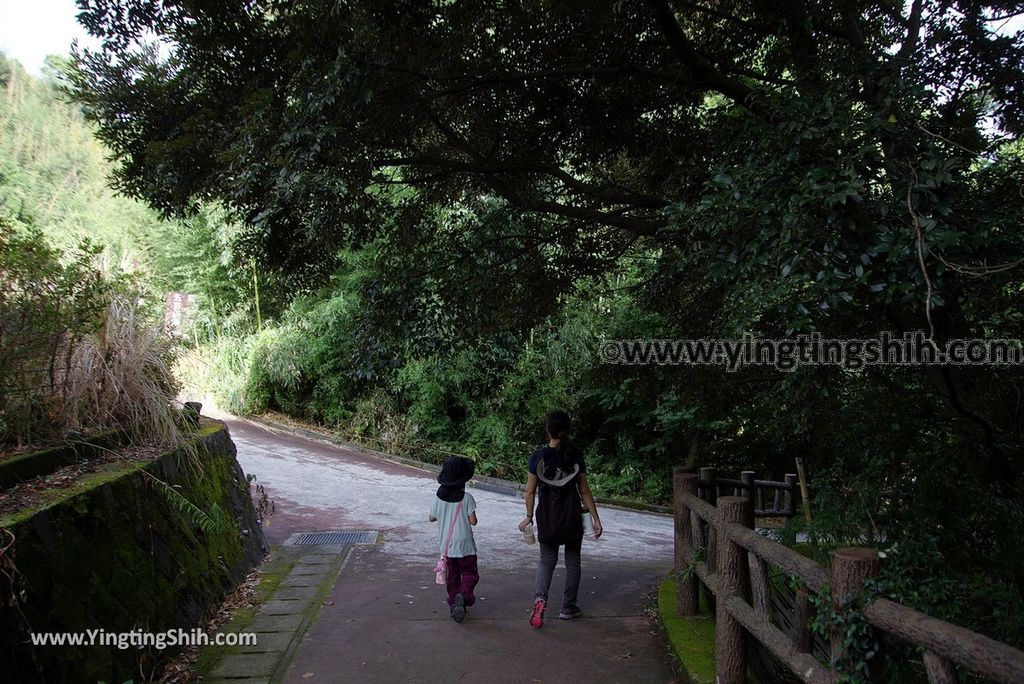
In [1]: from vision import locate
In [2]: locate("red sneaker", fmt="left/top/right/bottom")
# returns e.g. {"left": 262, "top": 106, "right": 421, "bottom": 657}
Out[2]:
{"left": 530, "top": 598, "right": 546, "bottom": 628}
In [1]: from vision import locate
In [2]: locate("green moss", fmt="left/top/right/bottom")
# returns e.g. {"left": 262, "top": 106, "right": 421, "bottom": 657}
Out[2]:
{"left": 0, "top": 429, "right": 130, "bottom": 489}
{"left": 658, "top": 578, "right": 716, "bottom": 684}
{"left": 195, "top": 421, "right": 226, "bottom": 439}
{"left": 1, "top": 422, "right": 265, "bottom": 682}
{"left": 0, "top": 458, "right": 149, "bottom": 526}
{"left": 194, "top": 553, "right": 296, "bottom": 676}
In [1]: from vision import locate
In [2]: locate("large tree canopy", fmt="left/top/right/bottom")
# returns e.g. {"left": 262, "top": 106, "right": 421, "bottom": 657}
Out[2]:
{"left": 71, "top": 0, "right": 1024, "bottom": 464}
{"left": 69, "top": 0, "right": 1023, "bottom": 314}
{"left": 70, "top": 1, "right": 1023, "bottom": 256}
{"left": 70, "top": 0, "right": 1024, "bottom": 625}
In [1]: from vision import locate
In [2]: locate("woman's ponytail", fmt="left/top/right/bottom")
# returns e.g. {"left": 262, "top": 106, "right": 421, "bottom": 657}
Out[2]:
{"left": 546, "top": 411, "right": 575, "bottom": 469}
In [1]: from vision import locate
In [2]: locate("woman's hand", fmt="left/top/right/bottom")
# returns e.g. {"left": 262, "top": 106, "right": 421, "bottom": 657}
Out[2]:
{"left": 577, "top": 473, "right": 602, "bottom": 539}
{"left": 518, "top": 517, "right": 532, "bottom": 532}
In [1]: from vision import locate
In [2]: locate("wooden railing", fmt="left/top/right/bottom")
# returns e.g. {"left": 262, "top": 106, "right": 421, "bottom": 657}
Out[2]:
{"left": 672, "top": 468, "right": 1024, "bottom": 684}
{"left": 696, "top": 466, "right": 800, "bottom": 519}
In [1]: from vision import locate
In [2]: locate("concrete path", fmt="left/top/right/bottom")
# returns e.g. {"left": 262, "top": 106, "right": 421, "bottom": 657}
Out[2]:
{"left": 212, "top": 418, "right": 679, "bottom": 683}
{"left": 205, "top": 544, "right": 351, "bottom": 682}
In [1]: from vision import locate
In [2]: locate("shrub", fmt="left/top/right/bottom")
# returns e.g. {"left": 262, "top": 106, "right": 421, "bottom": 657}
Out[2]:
{"left": 0, "top": 227, "right": 108, "bottom": 445}
{"left": 175, "top": 333, "right": 260, "bottom": 415}
{"left": 0, "top": 226, "right": 182, "bottom": 447}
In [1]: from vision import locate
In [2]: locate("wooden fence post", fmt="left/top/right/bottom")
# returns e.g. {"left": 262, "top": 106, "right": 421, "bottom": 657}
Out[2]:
{"left": 794, "top": 585, "right": 814, "bottom": 653}
{"left": 673, "top": 468, "right": 698, "bottom": 616}
{"left": 699, "top": 466, "right": 716, "bottom": 554}
{"left": 829, "top": 547, "right": 881, "bottom": 682}
{"left": 699, "top": 466, "right": 717, "bottom": 504}
{"left": 741, "top": 470, "right": 756, "bottom": 527}
{"left": 923, "top": 651, "right": 960, "bottom": 684}
{"left": 784, "top": 473, "right": 798, "bottom": 516}
{"left": 737, "top": 471, "right": 770, "bottom": 620}
{"left": 748, "top": 522, "right": 772, "bottom": 621}
{"left": 796, "top": 458, "right": 813, "bottom": 523}
{"left": 716, "top": 497, "right": 751, "bottom": 684}
{"left": 698, "top": 466, "right": 717, "bottom": 612}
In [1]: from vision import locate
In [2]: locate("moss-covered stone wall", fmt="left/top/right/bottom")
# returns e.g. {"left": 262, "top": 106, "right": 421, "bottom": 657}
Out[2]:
{"left": 0, "top": 429, "right": 128, "bottom": 490}
{"left": 0, "top": 420, "right": 267, "bottom": 682}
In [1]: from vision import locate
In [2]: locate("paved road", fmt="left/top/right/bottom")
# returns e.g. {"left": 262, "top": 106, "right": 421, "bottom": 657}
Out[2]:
{"left": 224, "top": 418, "right": 679, "bottom": 683}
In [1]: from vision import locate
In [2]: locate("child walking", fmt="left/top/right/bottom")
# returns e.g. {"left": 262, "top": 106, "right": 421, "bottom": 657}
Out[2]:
{"left": 429, "top": 456, "right": 479, "bottom": 623}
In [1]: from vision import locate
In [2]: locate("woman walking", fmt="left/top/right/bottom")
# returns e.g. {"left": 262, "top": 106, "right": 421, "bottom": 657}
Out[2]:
{"left": 518, "top": 410, "right": 603, "bottom": 628}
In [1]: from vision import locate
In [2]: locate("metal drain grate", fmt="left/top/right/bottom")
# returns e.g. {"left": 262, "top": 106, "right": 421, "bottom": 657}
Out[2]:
{"left": 288, "top": 530, "right": 379, "bottom": 546}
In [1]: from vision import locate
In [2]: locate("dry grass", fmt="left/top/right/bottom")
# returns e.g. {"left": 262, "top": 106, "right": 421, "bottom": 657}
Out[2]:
{"left": 57, "top": 297, "right": 184, "bottom": 449}
{"left": 1, "top": 293, "right": 187, "bottom": 452}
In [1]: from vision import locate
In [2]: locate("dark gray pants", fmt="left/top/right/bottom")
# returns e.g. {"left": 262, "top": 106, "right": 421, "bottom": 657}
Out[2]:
{"left": 534, "top": 537, "right": 582, "bottom": 607}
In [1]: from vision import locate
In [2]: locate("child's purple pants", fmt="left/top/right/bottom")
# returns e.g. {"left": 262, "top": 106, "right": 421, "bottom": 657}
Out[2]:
{"left": 445, "top": 555, "right": 479, "bottom": 606}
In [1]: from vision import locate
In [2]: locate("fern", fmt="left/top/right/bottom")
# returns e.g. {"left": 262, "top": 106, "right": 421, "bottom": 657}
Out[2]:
{"left": 143, "top": 471, "right": 230, "bottom": 535}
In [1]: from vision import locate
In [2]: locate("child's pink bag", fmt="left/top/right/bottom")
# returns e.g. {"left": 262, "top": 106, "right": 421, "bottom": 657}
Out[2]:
{"left": 434, "top": 501, "right": 463, "bottom": 585}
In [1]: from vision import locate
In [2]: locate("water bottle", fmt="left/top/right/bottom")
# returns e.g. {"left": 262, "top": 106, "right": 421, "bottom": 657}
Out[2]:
{"left": 582, "top": 512, "right": 595, "bottom": 537}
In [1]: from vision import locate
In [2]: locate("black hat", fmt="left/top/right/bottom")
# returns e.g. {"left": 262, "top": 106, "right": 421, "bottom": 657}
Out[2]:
{"left": 437, "top": 456, "right": 475, "bottom": 502}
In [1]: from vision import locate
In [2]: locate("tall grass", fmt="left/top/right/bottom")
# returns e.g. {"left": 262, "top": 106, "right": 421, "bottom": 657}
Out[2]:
{"left": 59, "top": 297, "right": 184, "bottom": 448}
{"left": 1, "top": 227, "right": 185, "bottom": 449}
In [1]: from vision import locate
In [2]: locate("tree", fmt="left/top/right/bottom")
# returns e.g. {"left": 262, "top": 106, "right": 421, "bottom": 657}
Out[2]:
{"left": 70, "top": 0, "right": 1024, "bottom": 462}
{"left": 0, "top": 53, "right": 165, "bottom": 263}
{"left": 71, "top": 0, "right": 1024, "bottom": 614}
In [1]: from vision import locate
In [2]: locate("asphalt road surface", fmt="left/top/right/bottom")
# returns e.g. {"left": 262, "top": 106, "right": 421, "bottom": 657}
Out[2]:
{"left": 223, "top": 417, "right": 680, "bottom": 683}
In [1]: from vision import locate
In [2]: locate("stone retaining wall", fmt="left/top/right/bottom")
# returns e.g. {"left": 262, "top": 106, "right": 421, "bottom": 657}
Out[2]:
{"left": 0, "top": 420, "right": 267, "bottom": 682}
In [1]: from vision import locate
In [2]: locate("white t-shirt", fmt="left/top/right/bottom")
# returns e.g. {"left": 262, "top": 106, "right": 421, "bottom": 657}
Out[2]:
{"left": 430, "top": 493, "right": 478, "bottom": 558}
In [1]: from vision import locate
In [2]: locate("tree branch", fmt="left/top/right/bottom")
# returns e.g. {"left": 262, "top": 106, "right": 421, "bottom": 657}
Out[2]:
{"left": 873, "top": 1, "right": 909, "bottom": 28}
{"left": 495, "top": 193, "right": 664, "bottom": 236}
{"left": 779, "top": 1, "right": 823, "bottom": 90}
{"left": 376, "top": 153, "right": 667, "bottom": 235}
{"left": 483, "top": 172, "right": 665, "bottom": 236}
{"left": 375, "top": 63, "right": 689, "bottom": 106}
{"left": 671, "top": 1, "right": 753, "bottom": 28}
{"left": 721, "top": 66, "right": 796, "bottom": 87}
{"left": 381, "top": 154, "right": 671, "bottom": 211}
{"left": 898, "top": 0, "right": 924, "bottom": 59}
{"left": 837, "top": 0, "right": 868, "bottom": 54}
{"left": 646, "top": 0, "right": 770, "bottom": 119}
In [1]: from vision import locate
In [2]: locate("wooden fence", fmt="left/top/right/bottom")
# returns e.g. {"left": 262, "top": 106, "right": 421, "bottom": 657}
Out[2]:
{"left": 695, "top": 466, "right": 800, "bottom": 519}
{"left": 673, "top": 468, "right": 1024, "bottom": 684}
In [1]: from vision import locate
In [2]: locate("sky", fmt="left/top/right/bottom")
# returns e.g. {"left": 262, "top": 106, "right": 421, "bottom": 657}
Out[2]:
{"left": 0, "top": 0, "right": 98, "bottom": 75}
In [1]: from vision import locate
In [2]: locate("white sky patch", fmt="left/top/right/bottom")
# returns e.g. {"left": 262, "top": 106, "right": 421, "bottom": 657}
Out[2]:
{"left": 0, "top": 0, "right": 99, "bottom": 74}
{"left": 987, "top": 13, "right": 1024, "bottom": 36}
